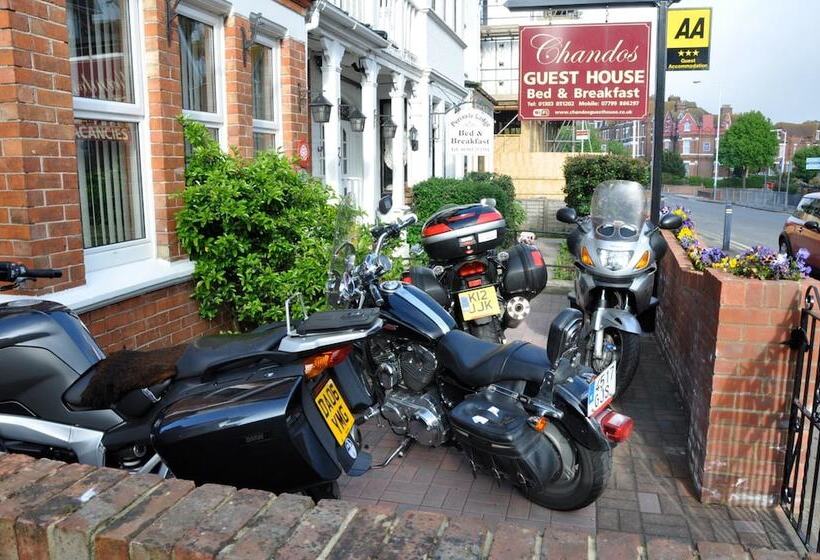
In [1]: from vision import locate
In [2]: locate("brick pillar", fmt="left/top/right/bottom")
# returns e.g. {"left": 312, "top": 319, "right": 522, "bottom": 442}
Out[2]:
{"left": 280, "top": 38, "right": 309, "bottom": 164}
{"left": 0, "top": 0, "right": 83, "bottom": 291}
{"left": 143, "top": 0, "right": 185, "bottom": 261}
{"left": 224, "top": 15, "right": 253, "bottom": 159}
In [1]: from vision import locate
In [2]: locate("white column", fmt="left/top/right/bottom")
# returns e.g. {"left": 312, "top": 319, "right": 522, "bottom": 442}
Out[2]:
{"left": 390, "top": 73, "right": 407, "bottom": 210}
{"left": 444, "top": 102, "right": 457, "bottom": 178}
{"left": 360, "top": 58, "right": 380, "bottom": 222}
{"left": 432, "top": 98, "right": 445, "bottom": 177}
{"left": 320, "top": 38, "right": 345, "bottom": 194}
{"left": 408, "top": 76, "right": 431, "bottom": 187}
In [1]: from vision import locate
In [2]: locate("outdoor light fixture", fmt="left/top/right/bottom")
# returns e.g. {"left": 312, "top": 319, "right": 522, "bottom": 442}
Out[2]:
{"left": 309, "top": 95, "right": 332, "bottom": 124}
{"left": 381, "top": 119, "right": 398, "bottom": 140}
{"left": 348, "top": 108, "right": 366, "bottom": 132}
{"left": 409, "top": 125, "right": 419, "bottom": 151}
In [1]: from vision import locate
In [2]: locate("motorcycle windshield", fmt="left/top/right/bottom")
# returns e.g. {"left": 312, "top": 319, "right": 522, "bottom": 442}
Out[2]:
{"left": 327, "top": 195, "right": 361, "bottom": 308}
{"left": 590, "top": 180, "right": 647, "bottom": 240}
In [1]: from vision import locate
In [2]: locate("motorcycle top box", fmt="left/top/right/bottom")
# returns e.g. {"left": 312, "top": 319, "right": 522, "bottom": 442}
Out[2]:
{"left": 421, "top": 203, "right": 506, "bottom": 261}
{"left": 503, "top": 243, "right": 548, "bottom": 300}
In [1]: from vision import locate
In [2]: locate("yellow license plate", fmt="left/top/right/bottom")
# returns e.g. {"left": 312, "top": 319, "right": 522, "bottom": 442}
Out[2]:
{"left": 314, "top": 379, "right": 354, "bottom": 446}
{"left": 458, "top": 286, "right": 501, "bottom": 321}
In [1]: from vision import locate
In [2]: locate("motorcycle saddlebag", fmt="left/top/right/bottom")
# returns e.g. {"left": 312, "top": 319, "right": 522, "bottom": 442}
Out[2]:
{"left": 404, "top": 266, "right": 450, "bottom": 308}
{"left": 421, "top": 203, "right": 506, "bottom": 261}
{"left": 449, "top": 391, "right": 558, "bottom": 488}
{"left": 502, "top": 243, "right": 548, "bottom": 300}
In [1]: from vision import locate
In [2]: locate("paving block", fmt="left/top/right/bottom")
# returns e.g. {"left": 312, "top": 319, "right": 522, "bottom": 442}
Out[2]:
{"left": 327, "top": 504, "right": 396, "bottom": 560}
{"left": 488, "top": 522, "right": 537, "bottom": 560}
{"left": 749, "top": 549, "right": 800, "bottom": 560}
{"left": 431, "top": 517, "right": 487, "bottom": 560}
{"left": 695, "top": 540, "right": 748, "bottom": 559}
{"left": 377, "top": 510, "right": 446, "bottom": 560}
{"left": 596, "top": 530, "right": 643, "bottom": 560}
{"left": 541, "top": 527, "right": 589, "bottom": 559}
{"left": 645, "top": 537, "right": 694, "bottom": 559}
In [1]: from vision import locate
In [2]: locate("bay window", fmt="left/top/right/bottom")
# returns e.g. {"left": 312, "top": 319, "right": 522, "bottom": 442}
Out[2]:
{"left": 250, "top": 40, "right": 280, "bottom": 154}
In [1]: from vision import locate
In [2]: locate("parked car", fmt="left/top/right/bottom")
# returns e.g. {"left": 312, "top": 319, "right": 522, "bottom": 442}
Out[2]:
{"left": 780, "top": 192, "right": 820, "bottom": 272}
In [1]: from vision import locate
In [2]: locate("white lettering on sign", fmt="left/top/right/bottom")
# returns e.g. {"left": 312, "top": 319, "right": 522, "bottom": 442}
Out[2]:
{"left": 75, "top": 123, "right": 131, "bottom": 142}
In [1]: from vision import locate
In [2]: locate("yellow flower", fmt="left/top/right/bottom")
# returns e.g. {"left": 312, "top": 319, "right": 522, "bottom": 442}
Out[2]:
{"left": 729, "top": 257, "right": 738, "bottom": 268}
{"left": 677, "top": 227, "right": 694, "bottom": 240}
{"left": 672, "top": 208, "right": 688, "bottom": 221}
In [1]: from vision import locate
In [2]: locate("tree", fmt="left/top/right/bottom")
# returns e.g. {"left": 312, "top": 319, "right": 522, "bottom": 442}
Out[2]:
{"left": 718, "top": 111, "right": 779, "bottom": 187}
{"left": 793, "top": 145, "right": 820, "bottom": 182}
{"left": 607, "top": 140, "right": 630, "bottom": 157}
{"left": 661, "top": 150, "right": 686, "bottom": 177}
{"left": 555, "top": 125, "right": 602, "bottom": 153}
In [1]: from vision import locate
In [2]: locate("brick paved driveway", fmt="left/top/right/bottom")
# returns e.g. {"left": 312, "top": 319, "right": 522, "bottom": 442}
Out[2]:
{"left": 340, "top": 291, "right": 799, "bottom": 552}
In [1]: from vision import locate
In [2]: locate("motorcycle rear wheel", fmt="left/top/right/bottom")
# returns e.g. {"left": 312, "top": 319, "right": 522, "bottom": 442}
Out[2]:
{"left": 524, "top": 425, "right": 611, "bottom": 511}
{"left": 467, "top": 317, "right": 503, "bottom": 344}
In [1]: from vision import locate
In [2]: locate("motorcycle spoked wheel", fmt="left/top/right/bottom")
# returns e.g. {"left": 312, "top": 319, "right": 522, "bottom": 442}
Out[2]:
{"left": 523, "top": 422, "right": 612, "bottom": 511}
{"left": 588, "top": 328, "right": 640, "bottom": 399}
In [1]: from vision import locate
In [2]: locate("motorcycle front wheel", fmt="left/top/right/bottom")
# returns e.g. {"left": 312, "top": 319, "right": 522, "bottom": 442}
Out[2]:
{"left": 589, "top": 328, "right": 640, "bottom": 399}
{"left": 524, "top": 423, "right": 612, "bottom": 511}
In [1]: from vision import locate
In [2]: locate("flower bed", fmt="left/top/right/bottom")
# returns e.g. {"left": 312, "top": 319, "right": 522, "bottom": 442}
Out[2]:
{"left": 661, "top": 206, "right": 811, "bottom": 280}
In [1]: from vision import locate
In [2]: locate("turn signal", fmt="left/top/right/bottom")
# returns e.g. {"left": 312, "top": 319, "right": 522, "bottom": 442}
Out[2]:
{"left": 581, "top": 246, "right": 594, "bottom": 267}
{"left": 528, "top": 416, "right": 549, "bottom": 432}
{"left": 304, "top": 345, "right": 352, "bottom": 379}
{"left": 634, "top": 250, "right": 651, "bottom": 270}
{"left": 597, "top": 411, "right": 634, "bottom": 443}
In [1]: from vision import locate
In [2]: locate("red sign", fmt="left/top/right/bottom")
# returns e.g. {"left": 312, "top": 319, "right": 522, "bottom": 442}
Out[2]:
{"left": 296, "top": 139, "right": 311, "bottom": 169}
{"left": 518, "top": 23, "right": 651, "bottom": 121}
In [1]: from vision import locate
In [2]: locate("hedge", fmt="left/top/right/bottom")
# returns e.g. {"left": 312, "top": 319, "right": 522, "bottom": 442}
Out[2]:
{"left": 563, "top": 155, "right": 650, "bottom": 215}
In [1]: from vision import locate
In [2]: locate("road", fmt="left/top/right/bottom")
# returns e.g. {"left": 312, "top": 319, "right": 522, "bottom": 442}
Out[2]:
{"left": 663, "top": 195, "right": 790, "bottom": 253}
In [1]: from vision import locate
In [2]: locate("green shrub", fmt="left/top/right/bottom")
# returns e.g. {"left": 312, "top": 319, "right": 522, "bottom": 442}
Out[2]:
{"left": 717, "top": 175, "right": 766, "bottom": 189}
{"left": 662, "top": 172, "right": 686, "bottom": 185}
{"left": 410, "top": 175, "right": 525, "bottom": 247}
{"left": 662, "top": 150, "right": 686, "bottom": 177}
{"left": 563, "top": 154, "right": 650, "bottom": 215}
{"left": 176, "top": 117, "right": 337, "bottom": 330}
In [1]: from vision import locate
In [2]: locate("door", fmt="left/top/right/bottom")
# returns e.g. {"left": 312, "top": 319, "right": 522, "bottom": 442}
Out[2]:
{"left": 340, "top": 122, "right": 363, "bottom": 207}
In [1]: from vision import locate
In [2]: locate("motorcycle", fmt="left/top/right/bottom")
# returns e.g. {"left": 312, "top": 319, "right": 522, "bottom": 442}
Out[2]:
{"left": 329, "top": 195, "right": 633, "bottom": 510}
{"left": 405, "top": 198, "right": 547, "bottom": 343}
{"left": 555, "top": 180, "right": 682, "bottom": 398}
{"left": 0, "top": 262, "right": 383, "bottom": 500}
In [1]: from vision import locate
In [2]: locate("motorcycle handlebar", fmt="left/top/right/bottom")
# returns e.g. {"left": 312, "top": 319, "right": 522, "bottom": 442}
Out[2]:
{"left": 0, "top": 262, "right": 62, "bottom": 282}
{"left": 26, "top": 268, "right": 63, "bottom": 279}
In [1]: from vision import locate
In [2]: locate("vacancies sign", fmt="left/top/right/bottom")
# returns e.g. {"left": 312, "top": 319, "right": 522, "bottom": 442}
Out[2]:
{"left": 518, "top": 23, "right": 651, "bottom": 121}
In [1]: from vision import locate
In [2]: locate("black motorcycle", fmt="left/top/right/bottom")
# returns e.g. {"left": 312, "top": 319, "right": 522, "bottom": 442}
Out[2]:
{"left": 405, "top": 199, "right": 547, "bottom": 343}
{"left": 0, "top": 262, "right": 382, "bottom": 499}
{"left": 329, "top": 196, "right": 632, "bottom": 510}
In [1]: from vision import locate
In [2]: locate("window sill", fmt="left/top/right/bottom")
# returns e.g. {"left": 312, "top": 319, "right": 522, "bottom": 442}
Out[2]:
{"left": 0, "top": 259, "right": 195, "bottom": 314}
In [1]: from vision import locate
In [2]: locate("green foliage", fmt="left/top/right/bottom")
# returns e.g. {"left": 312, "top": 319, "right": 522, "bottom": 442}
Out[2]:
{"left": 562, "top": 155, "right": 650, "bottom": 215}
{"left": 606, "top": 140, "right": 630, "bottom": 157}
{"left": 719, "top": 111, "right": 779, "bottom": 185}
{"left": 175, "top": 117, "right": 337, "bottom": 330}
{"left": 793, "top": 145, "right": 820, "bottom": 182}
{"left": 410, "top": 174, "right": 525, "bottom": 248}
{"left": 716, "top": 175, "right": 766, "bottom": 189}
{"left": 661, "top": 150, "right": 686, "bottom": 177}
{"left": 553, "top": 240, "right": 575, "bottom": 281}
{"left": 662, "top": 172, "right": 686, "bottom": 185}
{"left": 555, "top": 125, "right": 603, "bottom": 153}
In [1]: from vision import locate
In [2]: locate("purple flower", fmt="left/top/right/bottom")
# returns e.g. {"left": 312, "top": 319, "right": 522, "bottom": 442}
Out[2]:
{"left": 797, "top": 248, "right": 810, "bottom": 261}
{"left": 700, "top": 247, "right": 726, "bottom": 266}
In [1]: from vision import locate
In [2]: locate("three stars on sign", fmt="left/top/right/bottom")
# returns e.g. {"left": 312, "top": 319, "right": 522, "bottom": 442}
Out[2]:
{"left": 677, "top": 49, "right": 701, "bottom": 57}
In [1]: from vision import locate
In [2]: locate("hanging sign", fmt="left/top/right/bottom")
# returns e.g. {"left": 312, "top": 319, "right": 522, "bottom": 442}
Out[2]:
{"left": 666, "top": 8, "right": 712, "bottom": 71}
{"left": 575, "top": 129, "right": 590, "bottom": 141}
{"left": 446, "top": 108, "right": 494, "bottom": 156}
{"left": 296, "top": 139, "right": 311, "bottom": 169}
{"left": 518, "top": 22, "right": 651, "bottom": 121}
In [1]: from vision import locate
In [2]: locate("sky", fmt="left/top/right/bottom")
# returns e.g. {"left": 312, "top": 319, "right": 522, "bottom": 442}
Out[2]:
{"left": 559, "top": 0, "right": 819, "bottom": 123}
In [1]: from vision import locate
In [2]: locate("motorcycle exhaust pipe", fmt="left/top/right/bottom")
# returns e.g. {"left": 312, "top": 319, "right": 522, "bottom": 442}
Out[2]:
{"left": 503, "top": 296, "right": 530, "bottom": 329}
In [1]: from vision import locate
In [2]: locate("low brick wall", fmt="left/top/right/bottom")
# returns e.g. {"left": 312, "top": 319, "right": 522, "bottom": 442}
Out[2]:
{"left": 0, "top": 452, "right": 802, "bottom": 560}
{"left": 656, "top": 230, "right": 816, "bottom": 506}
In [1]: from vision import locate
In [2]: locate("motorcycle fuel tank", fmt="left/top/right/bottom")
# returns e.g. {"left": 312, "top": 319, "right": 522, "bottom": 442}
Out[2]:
{"left": 381, "top": 282, "right": 455, "bottom": 341}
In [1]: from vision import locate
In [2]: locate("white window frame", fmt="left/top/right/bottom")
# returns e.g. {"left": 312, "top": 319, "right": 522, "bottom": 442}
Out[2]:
{"left": 178, "top": 3, "right": 227, "bottom": 151}
{"left": 251, "top": 33, "right": 282, "bottom": 152}
{"left": 683, "top": 120, "right": 692, "bottom": 132}
{"left": 71, "top": 0, "right": 155, "bottom": 272}
{"left": 682, "top": 139, "right": 692, "bottom": 154}
{"left": 703, "top": 141, "right": 711, "bottom": 153}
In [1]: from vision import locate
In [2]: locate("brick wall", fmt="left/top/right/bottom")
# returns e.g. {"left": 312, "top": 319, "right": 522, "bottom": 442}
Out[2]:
{"left": 0, "top": 452, "right": 789, "bottom": 560}
{"left": 224, "top": 15, "right": 253, "bottom": 160}
{"left": 656, "top": 230, "right": 814, "bottom": 506}
{"left": 280, "top": 37, "right": 309, "bottom": 165}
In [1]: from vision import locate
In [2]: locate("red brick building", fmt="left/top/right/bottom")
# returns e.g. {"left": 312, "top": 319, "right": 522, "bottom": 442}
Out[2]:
{"left": 0, "top": 0, "right": 311, "bottom": 351}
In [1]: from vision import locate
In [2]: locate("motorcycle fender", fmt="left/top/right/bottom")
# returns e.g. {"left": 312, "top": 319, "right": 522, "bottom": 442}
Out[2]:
{"left": 593, "top": 308, "right": 642, "bottom": 335}
{"left": 553, "top": 380, "right": 610, "bottom": 452}
{"left": 546, "top": 307, "right": 583, "bottom": 364}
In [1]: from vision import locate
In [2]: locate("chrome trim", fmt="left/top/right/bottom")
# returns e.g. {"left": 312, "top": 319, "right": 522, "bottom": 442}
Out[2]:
{"left": 398, "top": 289, "right": 452, "bottom": 334}
{"left": 421, "top": 219, "right": 506, "bottom": 243}
{"left": 277, "top": 319, "right": 383, "bottom": 353}
{"left": 0, "top": 414, "right": 105, "bottom": 466}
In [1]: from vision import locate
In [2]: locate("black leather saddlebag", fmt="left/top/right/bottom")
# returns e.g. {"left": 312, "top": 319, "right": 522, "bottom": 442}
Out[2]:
{"left": 405, "top": 266, "right": 450, "bottom": 309}
{"left": 449, "top": 391, "right": 558, "bottom": 488}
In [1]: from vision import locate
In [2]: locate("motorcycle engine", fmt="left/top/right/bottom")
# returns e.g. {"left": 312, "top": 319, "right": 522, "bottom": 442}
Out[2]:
{"left": 368, "top": 335, "right": 448, "bottom": 446}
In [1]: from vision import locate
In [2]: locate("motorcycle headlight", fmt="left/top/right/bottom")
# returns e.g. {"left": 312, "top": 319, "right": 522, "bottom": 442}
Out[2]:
{"left": 598, "top": 249, "right": 633, "bottom": 271}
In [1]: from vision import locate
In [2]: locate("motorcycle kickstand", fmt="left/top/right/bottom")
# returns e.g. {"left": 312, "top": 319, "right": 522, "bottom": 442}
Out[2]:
{"left": 370, "top": 438, "right": 414, "bottom": 470}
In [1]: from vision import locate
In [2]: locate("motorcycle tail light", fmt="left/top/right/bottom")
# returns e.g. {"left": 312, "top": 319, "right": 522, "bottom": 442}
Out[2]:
{"left": 457, "top": 261, "right": 487, "bottom": 277}
{"left": 422, "top": 223, "right": 451, "bottom": 236}
{"left": 475, "top": 209, "right": 504, "bottom": 224}
{"left": 634, "top": 250, "right": 651, "bottom": 270}
{"left": 529, "top": 247, "right": 544, "bottom": 267}
{"left": 581, "top": 246, "right": 594, "bottom": 266}
{"left": 304, "top": 345, "right": 352, "bottom": 379}
{"left": 597, "top": 410, "right": 634, "bottom": 443}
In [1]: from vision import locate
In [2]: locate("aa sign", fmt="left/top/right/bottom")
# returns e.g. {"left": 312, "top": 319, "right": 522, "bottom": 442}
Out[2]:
{"left": 666, "top": 8, "right": 712, "bottom": 71}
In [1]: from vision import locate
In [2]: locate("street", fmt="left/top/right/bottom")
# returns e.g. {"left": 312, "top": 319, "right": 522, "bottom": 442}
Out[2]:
{"left": 663, "top": 194, "right": 791, "bottom": 253}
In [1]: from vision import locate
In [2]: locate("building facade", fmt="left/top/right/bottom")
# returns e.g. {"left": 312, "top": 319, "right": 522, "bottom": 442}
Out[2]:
{"left": 0, "top": 0, "right": 311, "bottom": 351}
{"left": 306, "top": 0, "right": 484, "bottom": 220}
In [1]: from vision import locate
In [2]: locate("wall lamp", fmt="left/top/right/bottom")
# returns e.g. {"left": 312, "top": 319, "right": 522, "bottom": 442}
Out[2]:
{"left": 241, "top": 12, "right": 263, "bottom": 66}
{"left": 310, "top": 95, "right": 333, "bottom": 124}
{"left": 409, "top": 126, "right": 419, "bottom": 151}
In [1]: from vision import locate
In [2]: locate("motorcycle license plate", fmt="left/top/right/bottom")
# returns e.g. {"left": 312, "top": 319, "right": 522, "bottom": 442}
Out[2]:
{"left": 314, "top": 379, "right": 354, "bottom": 446}
{"left": 458, "top": 286, "right": 500, "bottom": 321}
{"left": 587, "top": 361, "right": 617, "bottom": 417}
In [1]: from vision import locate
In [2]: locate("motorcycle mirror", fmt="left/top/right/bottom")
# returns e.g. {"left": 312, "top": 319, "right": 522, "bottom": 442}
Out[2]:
{"left": 556, "top": 207, "right": 578, "bottom": 224}
{"left": 410, "top": 244, "right": 424, "bottom": 257}
{"left": 480, "top": 197, "right": 497, "bottom": 208}
{"left": 497, "top": 251, "right": 509, "bottom": 262}
{"left": 400, "top": 213, "right": 418, "bottom": 227}
{"left": 432, "top": 265, "right": 445, "bottom": 276}
{"left": 658, "top": 213, "right": 683, "bottom": 230}
{"left": 806, "top": 221, "right": 820, "bottom": 232}
{"left": 378, "top": 195, "right": 393, "bottom": 215}
{"left": 377, "top": 255, "right": 392, "bottom": 272}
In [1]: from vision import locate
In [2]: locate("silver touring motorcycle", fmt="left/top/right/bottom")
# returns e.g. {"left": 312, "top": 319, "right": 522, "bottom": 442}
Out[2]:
{"left": 556, "top": 180, "right": 682, "bottom": 399}
{"left": 329, "top": 195, "right": 634, "bottom": 510}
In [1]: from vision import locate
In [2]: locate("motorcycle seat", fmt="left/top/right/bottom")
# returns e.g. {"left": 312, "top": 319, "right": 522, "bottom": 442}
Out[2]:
{"left": 436, "top": 330, "right": 550, "bottom": 387}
